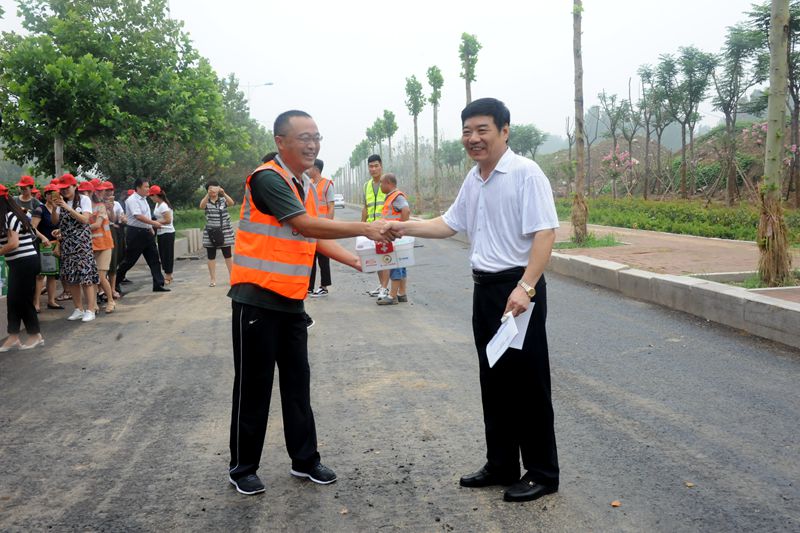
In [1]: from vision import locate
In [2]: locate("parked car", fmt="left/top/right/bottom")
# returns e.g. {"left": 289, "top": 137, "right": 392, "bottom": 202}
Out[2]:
{"left": 334, "top": 193, "right": 345, "bottom": 209}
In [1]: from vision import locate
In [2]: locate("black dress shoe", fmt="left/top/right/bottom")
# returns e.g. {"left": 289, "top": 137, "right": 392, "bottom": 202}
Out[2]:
{"left": 459, "top": 465, "right": 519, "bottom": 488}
{"left": 153, "top": 285, "right": 171, "bottom": 292}
{"left": 503, "top": 474, "right": 558, "bottom": 502}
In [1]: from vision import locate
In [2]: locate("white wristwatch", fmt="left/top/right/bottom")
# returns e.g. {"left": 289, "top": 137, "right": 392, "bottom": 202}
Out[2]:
{"left": 517, "top": 280, "right": 536, "bottom": 298}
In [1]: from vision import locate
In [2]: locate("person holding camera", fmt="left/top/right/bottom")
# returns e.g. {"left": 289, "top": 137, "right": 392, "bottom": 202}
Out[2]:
{"left": 199, "top": 180, "right": 235, "bottom": 287}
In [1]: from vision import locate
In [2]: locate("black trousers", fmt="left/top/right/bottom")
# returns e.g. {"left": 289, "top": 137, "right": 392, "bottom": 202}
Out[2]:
{"left": 7, "top": 255, "right": 41, "bottom": 335}
{"left": 308, "top": 252, "right": 331, "bottom": 290}
{"left": 157, "top": 233, "right": 175, "bottom": 275}
{"left": 472, "top": 269, "right": 559, "bottom": 486}
{"left": 229, "top": 301, "right": 320, "bottom": 479}
{"left": 116, "top": 226, "right": 164, "bottom": 289}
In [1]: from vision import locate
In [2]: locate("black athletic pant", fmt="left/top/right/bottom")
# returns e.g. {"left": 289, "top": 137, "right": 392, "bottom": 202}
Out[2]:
{"left": 157, "top": 233, "right": 175, "bottom": 275}
{"left": 116, "top": 226, "right": 164, "bottom": 289}
{"left": 229, "top": 301, "right": 320, "bottom": 479}
{"left": 6, "top": 255, "right": 41, "bottom": 335}
{"left": 471, "top": 269, "right": 559, "bottom": 487}
{"left": 308, "top": 252, "right": 331, "bottom": 290}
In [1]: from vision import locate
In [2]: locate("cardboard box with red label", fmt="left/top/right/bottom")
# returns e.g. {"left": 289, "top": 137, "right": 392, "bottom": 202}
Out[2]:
{"left": 355, "top": 236, "right": 416, "bottom": 273}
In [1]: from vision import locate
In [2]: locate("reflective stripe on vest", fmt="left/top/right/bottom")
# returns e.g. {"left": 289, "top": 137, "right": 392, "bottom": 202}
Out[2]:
{"left": 364, "top": 180, "right": 386, "bottom": 222}
{"left": 230, "top": 160, "right": 318, "bottom": 300}
{"left": 315, "top": 178, "right": 332, "bottom": 218}
{"left": 381, "top": 190, "right": 406, "bottom": 221}
{"left": 90, "top": 204, "right": 114, "bottom": 251}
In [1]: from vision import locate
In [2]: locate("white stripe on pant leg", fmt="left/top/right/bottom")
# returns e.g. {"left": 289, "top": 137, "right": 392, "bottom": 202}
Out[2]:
{"left": 230, "top": 305, "right": 245, "bottom": 474}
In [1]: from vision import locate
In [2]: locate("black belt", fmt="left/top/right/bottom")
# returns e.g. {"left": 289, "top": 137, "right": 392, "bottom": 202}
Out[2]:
{"left": 472, "top": 266, "right": 525, "bottom": 285}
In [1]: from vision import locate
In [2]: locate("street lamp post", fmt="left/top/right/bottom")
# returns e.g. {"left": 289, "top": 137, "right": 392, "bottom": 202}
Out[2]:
{"left": 245, "top": 81, "right": 274, "bottom": 102}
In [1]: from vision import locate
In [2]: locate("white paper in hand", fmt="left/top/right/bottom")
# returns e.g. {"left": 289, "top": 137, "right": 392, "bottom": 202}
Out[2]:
{"left": 508, "top": 304, "right": 534, "bottom": 350}
{"left": 486, "top": 312, "right": 518, "bottom": 368}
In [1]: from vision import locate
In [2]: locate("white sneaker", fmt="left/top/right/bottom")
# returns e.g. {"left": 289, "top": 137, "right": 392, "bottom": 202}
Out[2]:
{"left": 368, "top": 286, "right": 382, "bottom": 297}
{"left": 67, "top": 309, "right": 85, "bottom": 321}
{"left": 81, "top": 310, "right": 96, "bottom": 322}
{"left": 377, "top": 287, "right": 390, "bottom": 299}
{"left": 310, "top": 287, "right": 328, "bottom": 298}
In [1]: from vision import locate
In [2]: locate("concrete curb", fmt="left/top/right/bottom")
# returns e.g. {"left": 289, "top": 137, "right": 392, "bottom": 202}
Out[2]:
{"left": 547, "top": 251, "right": 800, "bottom": 350}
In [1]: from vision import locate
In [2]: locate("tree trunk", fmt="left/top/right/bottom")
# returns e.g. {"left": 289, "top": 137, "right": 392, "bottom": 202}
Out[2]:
{"left": 689, "top": 125, "right": 696, "bottom": 195}
{"left": 643, "top": 131, "right": 651, "bottom": 200}
{"left": 54, "top": 134, "right": 64, "bottom": 177}
{"left": 792, "top": 104, "right": 800, "bottom": 207}
{"left": 465, "top": 80, "right": 472, "bottom": 105}
{"left": 586, "top": 142, "right": 592, "bottom": 196}
{"left": 759, "top": 0, "right": 792, "bottom": 287}
{"left": 413, "top": 115, "right": 421, "bottom": 202}
{"left": 570, "top": 0, "right": 588, "bottom": 243}
{"left": 726, "top": 116, "right": 738, "bottom": 206}
{"left": 433, "top": 102, "right": 440, "bottom": 212}
{"left": 680, "top": 123, "right": 688, "bottom": 199}
{"left": 388, "top": 136, "right": 393, "bottom": 161}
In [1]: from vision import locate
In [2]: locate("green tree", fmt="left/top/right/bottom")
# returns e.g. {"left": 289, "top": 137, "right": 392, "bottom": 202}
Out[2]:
{"left": 405, "top": 75, "right": 425, "bottom": 200}
{"left": 349, "top": 139, "right": 371, "bottom": 169}
{"left": 0, "top": 33, "right": 121, "bottom": 175}
{"left": 509, "top": 124, "right": 547, "bottom": 160}
{"left": 748, "top": 1, "right": 800, "bottom": 204}
{"left": 369, "top": 116, "right": 386, "bottom": 157}
{"left": 382, "top": 109, "right": 398, "bottom": 160}
{"left": 758, "top": 0, "right": 792, "bottom": 286}
{"left": 427, "top": 65, "right": 444, "bottom": 208}
{"left": 459, "top": 33, "right": 482, "bottom": 105}
{"left": 440, "top": 139, "right": 465, "bottom": 171}
{"left": 711, "top": 24, "right": 764, "bottom": 206}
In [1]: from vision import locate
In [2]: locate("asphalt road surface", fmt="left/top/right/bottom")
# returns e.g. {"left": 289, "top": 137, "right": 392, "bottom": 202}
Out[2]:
{"left": 1, "top": 207, "right": 799, "bottom": 532}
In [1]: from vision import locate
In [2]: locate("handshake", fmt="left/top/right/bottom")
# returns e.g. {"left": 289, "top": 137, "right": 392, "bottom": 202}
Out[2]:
{"left": 364, "top": 220, "right": 407, "bottom": 243}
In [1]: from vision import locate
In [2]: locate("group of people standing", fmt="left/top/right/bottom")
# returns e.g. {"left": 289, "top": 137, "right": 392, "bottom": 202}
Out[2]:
{"left": 0, "top": 173, "right": 177, "bottom": 352}
{"left": 360, "top": 154, "right": 411, "bottom": 305}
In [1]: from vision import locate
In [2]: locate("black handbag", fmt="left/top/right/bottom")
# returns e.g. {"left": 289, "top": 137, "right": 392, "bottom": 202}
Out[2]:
{"left": 207, "top": 226, "right": 225, "bottom": 247}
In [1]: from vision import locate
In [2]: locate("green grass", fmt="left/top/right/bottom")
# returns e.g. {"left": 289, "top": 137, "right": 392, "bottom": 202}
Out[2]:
{"left": 731, "top": 271, "right": 800, "bottom": 289}
{"left": 173, "top": 206, "right": 240, "bottom": 232}
{"left": 553, "top": 233, "right": 621, "bottom": 249}
{"left": 556, "top": 197, "right": 800, "bottom": 244}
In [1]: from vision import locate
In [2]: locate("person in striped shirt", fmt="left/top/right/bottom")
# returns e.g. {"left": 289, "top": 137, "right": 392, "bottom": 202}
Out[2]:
{"left": 0, "top": 184, "right": 44, "bottom": 351}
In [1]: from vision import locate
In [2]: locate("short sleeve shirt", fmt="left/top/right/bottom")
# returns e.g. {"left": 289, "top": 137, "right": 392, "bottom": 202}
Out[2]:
{"left": 442, "top": 148, "right": 559, "bottom": 272}
{"left": 227, "top": 158, "right": 309, "bottom": 313}
{"left": 392, "top": 194, "right": 409, "bottom": 211}
{"left": 125, "top": 193, "right": 152, "bottom": 229}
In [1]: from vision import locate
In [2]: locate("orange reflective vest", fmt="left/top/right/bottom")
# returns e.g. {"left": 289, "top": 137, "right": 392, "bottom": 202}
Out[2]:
{"left": 314, "top": 177, "right": 332, "bottom": 218}
{"left": 90, "top": 202, "right": 114, "bottom": 251}
{"left": 230, "top": 160, "right": 318, "bottom": 300}
{"left": 381, "top": 190, "right": 407, "bottom": 221}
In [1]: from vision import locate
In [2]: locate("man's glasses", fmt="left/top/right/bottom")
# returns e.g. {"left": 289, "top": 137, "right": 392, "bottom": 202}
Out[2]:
{"left": 294, "top": 134, "right": 323, "bottom": 145}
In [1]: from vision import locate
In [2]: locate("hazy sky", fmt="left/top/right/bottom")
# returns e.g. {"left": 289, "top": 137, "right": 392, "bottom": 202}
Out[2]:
{"left": 0, "top": 0, "right": 761, "bottom": 172}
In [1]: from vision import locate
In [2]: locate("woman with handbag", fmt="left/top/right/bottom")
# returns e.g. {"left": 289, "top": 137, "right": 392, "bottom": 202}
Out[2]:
{"left": 199, "top": 180, "right": 235, "bottom": 287}
{"left": 31, "top": 183, "right": 62, "bottom": 312}
{"left": 0, "top": 185, "right": 44, "bottom": 351}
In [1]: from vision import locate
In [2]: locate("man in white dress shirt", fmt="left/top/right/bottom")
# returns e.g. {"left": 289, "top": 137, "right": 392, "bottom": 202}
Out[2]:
{"left": 115, "top": 178, "right": 169, "bottom": 293}
{"left": 382, "top": 98, "right": 560, "bottom": 503}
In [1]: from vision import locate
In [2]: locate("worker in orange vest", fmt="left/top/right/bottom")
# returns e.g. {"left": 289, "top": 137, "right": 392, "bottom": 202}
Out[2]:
{"left": 307, "top": 158, "right": 334, "bottom": 297}
{"left": 376, "top": 173, "right": 411, "bottom": 305}
{"left": 226, "top": 109, "right": 390, "bottom": 496}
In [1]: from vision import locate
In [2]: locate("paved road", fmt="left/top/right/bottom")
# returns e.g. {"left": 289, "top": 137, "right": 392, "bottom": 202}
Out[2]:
{"left": 1, "top": 207, "right": 799, "bottom": 532}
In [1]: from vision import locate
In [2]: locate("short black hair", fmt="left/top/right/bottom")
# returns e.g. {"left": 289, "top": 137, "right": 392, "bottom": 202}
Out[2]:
{"left": 461, "top": 97, "right": 511, "bottom": 132}
{"left": 313, "top": 159, "right": 324, "bottom": 172}
{"left": 367, "top": 154, "right": 382, "bottom": 164}
{"left": 134, "top": 177, "right": 149, "bottom": 189}
{"left": 274, "top": 110, "right": 312, "bottom": 137}
{"left": 206, "top": 180, "right": 220, "bottom": 190}
{"left": 261, "top": 152, "right": 277, "bottom": 163}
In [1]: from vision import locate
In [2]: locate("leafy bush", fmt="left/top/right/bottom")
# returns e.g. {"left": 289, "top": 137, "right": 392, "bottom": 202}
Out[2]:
{"left": 556, "top": 197, "right": 800, "bottom": 244}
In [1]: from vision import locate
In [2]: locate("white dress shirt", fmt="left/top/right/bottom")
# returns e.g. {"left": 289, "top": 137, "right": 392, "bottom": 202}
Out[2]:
{"left": 442, "top": 148, "right": 559, "bottom": 272}
{"left": 125, "top": 192, "right": 152, "bottom": 229}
